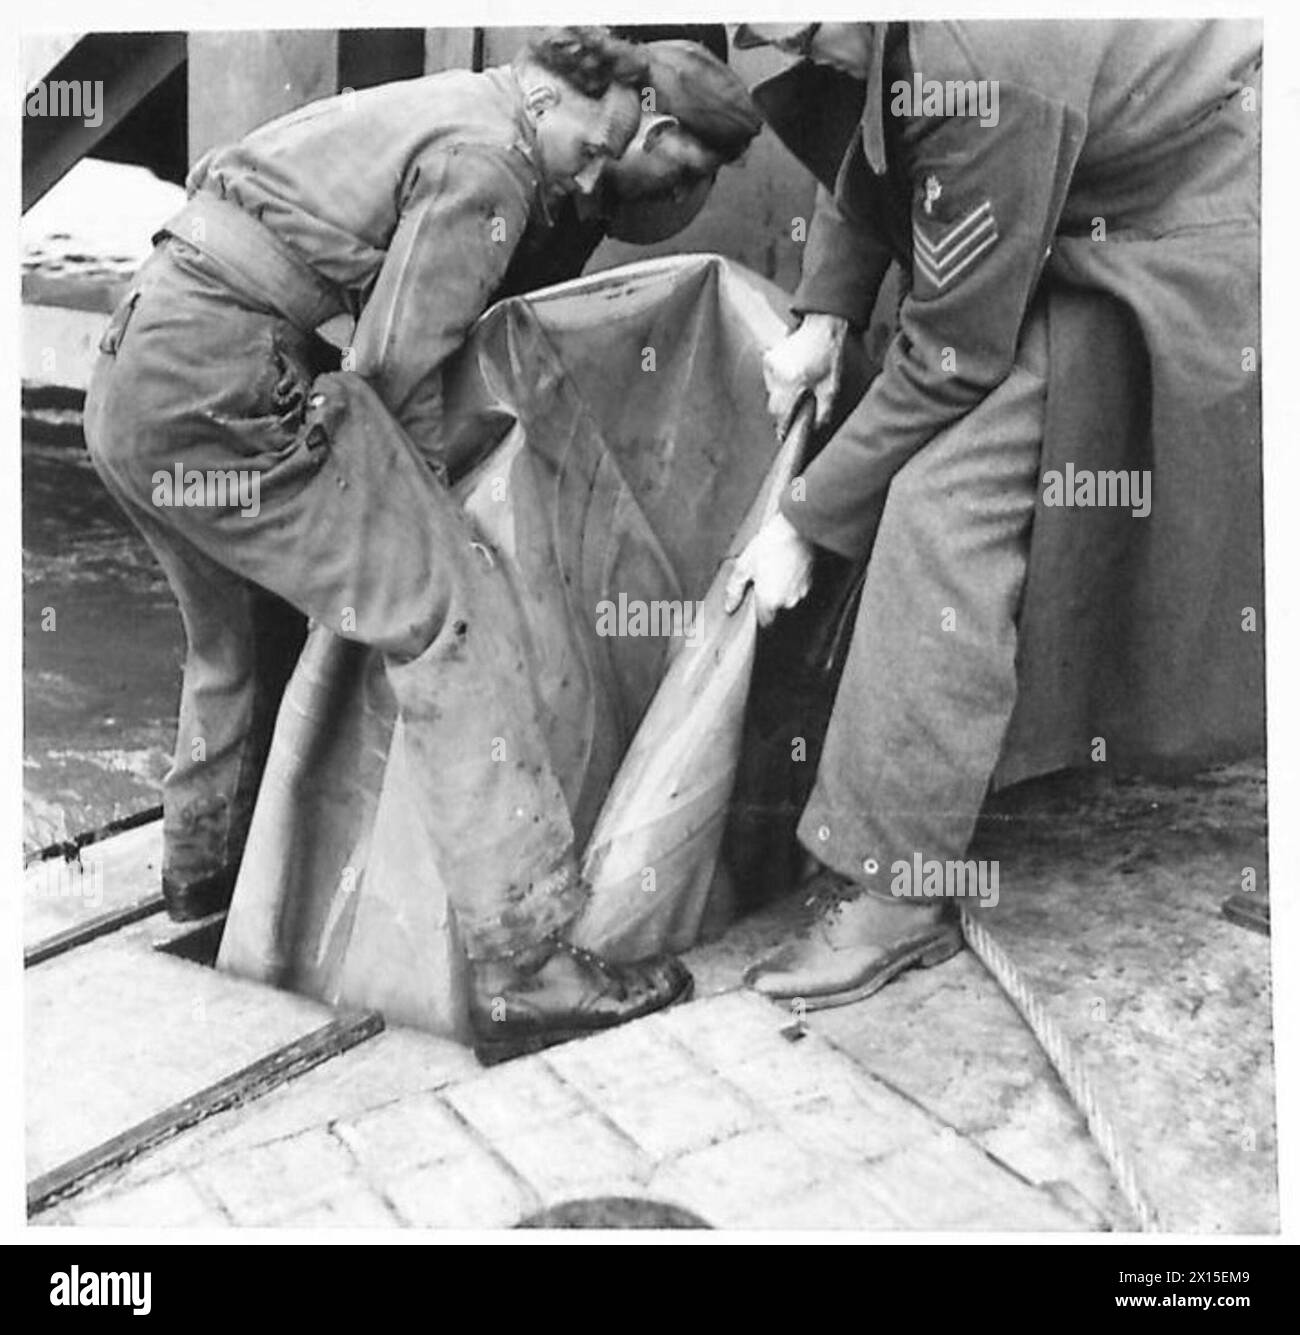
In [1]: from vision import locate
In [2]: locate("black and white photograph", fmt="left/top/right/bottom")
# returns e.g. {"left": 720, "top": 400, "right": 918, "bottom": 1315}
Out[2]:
{"left": 9, "top": 0, "right": 1297, "bottom": 1265}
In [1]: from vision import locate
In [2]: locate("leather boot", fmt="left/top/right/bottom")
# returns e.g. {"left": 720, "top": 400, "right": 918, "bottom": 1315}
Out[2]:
{"left": 470, "top": 937, "right": 693, "bottom": 1065}
{"left": 161, "top": 867, "right": 237, "bottom": 922}
{"left": 745, "top": 866, "right": 962, "bottom": 1008}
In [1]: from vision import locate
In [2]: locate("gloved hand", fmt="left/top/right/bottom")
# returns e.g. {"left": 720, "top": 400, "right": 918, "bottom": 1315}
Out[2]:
{"left": 762, "top": 312, "right": 850, "bottom": 438}
{"left": 724, "top": 511, "right": 816, "bottom": 626}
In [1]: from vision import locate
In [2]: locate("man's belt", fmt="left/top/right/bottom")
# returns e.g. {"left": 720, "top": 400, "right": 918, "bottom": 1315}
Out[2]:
{"left": 155, "top": 193, "right": 348, "bottom": 333}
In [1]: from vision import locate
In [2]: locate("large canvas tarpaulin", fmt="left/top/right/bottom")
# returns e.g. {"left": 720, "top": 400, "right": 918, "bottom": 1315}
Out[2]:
{"left": 219, "top": 241, "right": 1264, "bottom": 1041}
{"left": 218, "top": 256, "right": 797, "bottom": 1037}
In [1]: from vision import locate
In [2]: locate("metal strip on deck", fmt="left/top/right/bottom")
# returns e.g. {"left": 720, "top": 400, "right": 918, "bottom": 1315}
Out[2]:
{"left": 24, "top": 817, "right": 164, "bottom": 950}
{"left": 24, "top": 811, "right": 389, "bottom": 1218}
{"left": 29, "top": 1011, "right": 384, "bottom": 1216}
{"left": 25, "top": 930, "right": 366, "bottom": 1183}
{"left": 24, "top": 894, "right": 167, "bottom": 967}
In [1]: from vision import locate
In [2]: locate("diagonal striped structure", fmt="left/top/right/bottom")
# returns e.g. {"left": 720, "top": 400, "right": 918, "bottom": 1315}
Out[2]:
{"left": 912, "top": 200, "right": 999, "bottom": 291}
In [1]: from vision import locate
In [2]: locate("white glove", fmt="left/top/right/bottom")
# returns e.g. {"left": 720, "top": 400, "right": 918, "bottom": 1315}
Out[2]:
{"left": 762, "top": 312, "right": 850, "bottom": 437}
{"left": 724, "top": 511, "right": 815, "bottom": 627}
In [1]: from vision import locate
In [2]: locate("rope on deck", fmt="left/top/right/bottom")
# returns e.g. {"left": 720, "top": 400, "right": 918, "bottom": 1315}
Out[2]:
{"left": 960, "top": 906, "right": 1160, "bottom": 1233}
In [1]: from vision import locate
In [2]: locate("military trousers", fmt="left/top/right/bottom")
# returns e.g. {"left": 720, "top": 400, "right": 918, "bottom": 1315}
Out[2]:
{"left": 83, "top": 238, "right": 584, "bottom": 959}
{"left": 797, "top": 303, "right": 1049, "bottom": 886}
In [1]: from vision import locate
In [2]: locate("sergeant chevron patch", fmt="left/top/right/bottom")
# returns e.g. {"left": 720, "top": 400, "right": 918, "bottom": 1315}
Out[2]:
{"left": 913, "top": 199, "right": 998, "bottom": 291}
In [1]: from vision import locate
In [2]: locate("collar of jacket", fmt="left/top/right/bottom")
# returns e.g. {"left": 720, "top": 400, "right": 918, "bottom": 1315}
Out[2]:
{"left": 501, "top": 63, "right": 556, "bottom": 228}
{"left": 750, "top": 23, "right": 891, "bottom": 191}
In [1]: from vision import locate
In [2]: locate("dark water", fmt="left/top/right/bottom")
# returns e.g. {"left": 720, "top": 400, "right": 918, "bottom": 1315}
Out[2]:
{"left": 22, "top": 409, "right": 183, "bottom": 852}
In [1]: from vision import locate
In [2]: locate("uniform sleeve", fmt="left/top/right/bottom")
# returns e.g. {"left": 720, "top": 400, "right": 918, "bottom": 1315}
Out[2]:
{"left": 782, "top": 81, "right": 1085, "bottom": 557}
{"left": 350, "top": 144, "right": 534, "bottom": 459}
{"left": 792, "top": 184, "right": 893, "bottom": 327}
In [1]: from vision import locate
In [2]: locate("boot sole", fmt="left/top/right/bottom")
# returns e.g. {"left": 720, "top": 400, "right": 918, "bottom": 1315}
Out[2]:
{"left": 162, "top": 878, "right": 235, "bottom": 923}
{"left": 754, "top": 926, "right": 964, "bottom": 1012}
{"left": 473, "top": 974, "right": 695, "bottom": 1067}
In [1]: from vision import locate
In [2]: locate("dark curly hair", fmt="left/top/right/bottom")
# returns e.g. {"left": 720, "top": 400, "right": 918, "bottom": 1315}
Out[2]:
{"left": 526, "top": 26, "right": 649, "bottom": 100}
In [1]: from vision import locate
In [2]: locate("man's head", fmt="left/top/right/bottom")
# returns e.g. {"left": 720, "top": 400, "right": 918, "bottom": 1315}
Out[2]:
{"left": 734, "top": 22, "right": 876, "bottom": 80}
{"left": 609, "top": 118, "right": 725, "bottom": 204}
{"left": 604, "top": 39, "right": 762, "bottom": 239}
{"left": 517, "top": 28, "right": 647, "bottom": 200}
